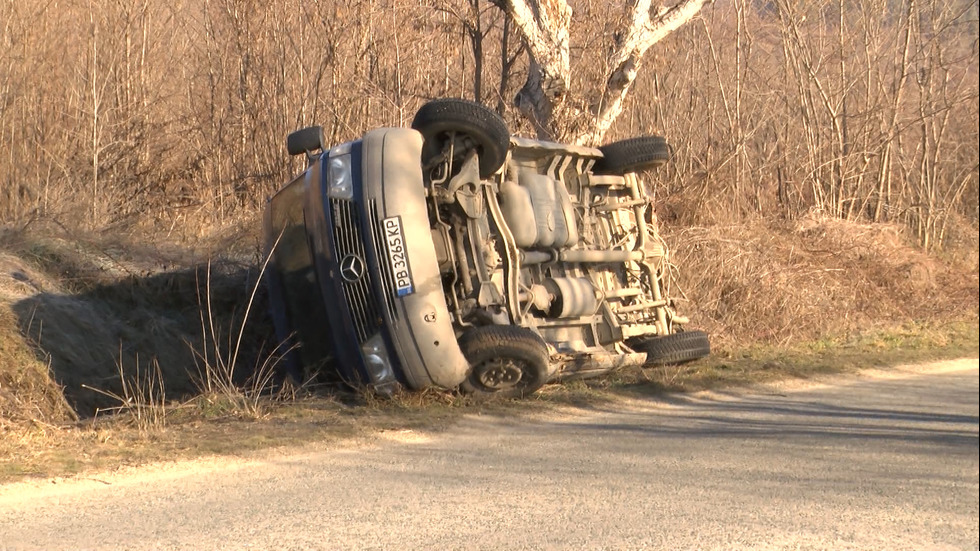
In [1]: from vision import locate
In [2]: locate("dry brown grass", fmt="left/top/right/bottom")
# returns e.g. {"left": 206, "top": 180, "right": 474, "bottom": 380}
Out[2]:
{"left": 666, "top": 212, "right": 979, "bottom": 350}
{"left": 0, "top": 247, "right": 78, "bottom": 428}
{"left": 0, "top": 305, "right": 77, "bottom": 429}
{"left": 1, "top": 213, "right": 977, "bottom": 430}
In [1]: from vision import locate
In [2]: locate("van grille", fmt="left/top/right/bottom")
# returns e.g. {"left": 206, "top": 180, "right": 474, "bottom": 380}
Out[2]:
{"left": 330, "top": 198, "right": 382, "bottom": 343}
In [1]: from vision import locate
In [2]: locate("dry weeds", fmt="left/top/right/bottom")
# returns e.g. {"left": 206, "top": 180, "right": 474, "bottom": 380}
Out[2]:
{"left": 667, "top": 212, "right": 979, "bottom": 350}
{"left": 0, "top": 252, "right": 78, "bottom": 427}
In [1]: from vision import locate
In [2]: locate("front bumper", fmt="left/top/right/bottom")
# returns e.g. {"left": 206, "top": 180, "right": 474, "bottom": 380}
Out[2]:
{"left": 313, "top": 128, "right": 468, "bottom": 390}
{"left": 358, "top": 128, "right": 469, "bottom": 389}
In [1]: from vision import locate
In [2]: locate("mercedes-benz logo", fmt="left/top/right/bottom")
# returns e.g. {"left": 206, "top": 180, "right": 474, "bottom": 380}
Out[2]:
{"left": 339, "top": 254, "right": 365, "bottom": 283}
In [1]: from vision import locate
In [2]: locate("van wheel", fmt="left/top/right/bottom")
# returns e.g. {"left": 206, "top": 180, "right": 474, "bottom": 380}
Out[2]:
{"left": 458, "top": 326, "right": 549, "bottom": 399}
{"left": 412, "top": 98, "right": 510, "bottom": 179}
{"left": 593, "top": 136, "right": 671, "bottom": 175}
{"left": 629, "top": 330, "right": 710, "bottom": 366}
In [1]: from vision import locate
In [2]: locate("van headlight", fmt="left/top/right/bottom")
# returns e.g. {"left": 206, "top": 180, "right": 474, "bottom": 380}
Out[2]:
{"left": 327, "top": 154, "right": 353, "bottom": 200}
{"left": 361, "top": 332, "right": 395, "bottom": 384}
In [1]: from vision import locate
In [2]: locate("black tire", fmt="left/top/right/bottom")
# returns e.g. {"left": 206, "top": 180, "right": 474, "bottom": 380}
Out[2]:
{"left": 629, "top": 330, "right": 710, "bottom": 366}
{"left": 458, "top": 325, "right": 550, "bottom": 399}
{"left": 411, "top": 98, "right": 510, "bottom": 179}
{"left": 593, "top": 136, "right": 671, "bottom": 175}
{"left": 286, "top": 126, "right": 325, "bottom": 156}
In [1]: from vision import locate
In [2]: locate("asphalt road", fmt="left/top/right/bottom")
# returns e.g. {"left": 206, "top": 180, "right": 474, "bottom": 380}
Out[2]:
{"left": 1, "top": 359, "right": 977, "bottom": 551}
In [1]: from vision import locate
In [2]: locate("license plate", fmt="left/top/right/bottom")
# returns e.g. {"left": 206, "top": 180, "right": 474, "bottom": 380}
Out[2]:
{"left": 383, "top": 216, "right": 415, "bottom": 297}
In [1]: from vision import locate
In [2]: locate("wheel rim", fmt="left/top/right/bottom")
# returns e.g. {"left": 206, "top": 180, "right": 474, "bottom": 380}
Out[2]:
{"left": 475, "top": 359, "right": 525, "bottom": 390}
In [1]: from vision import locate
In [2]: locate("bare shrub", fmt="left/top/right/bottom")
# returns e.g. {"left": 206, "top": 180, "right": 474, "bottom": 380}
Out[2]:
{"left": 624, "top": 0, "right": 978, "bottom": 248}
{"left": 1, "top": 0, "right": 973, "bottom": 248}
{"left": 668, "top": 212, "right": 979, "bottom": 350}
{"left": 191, "top": 246, "right": 294, "bottom": 418}
{"left": 83, "top": 351, "right": 167, "bottom": 432}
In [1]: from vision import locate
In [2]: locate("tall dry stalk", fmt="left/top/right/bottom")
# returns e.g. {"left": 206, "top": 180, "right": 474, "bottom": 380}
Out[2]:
{"left": 82, "top": 349, "right": 167, "bottom": 432}
{"left": 192, "top": 233, "right": 294, "bottom": 418}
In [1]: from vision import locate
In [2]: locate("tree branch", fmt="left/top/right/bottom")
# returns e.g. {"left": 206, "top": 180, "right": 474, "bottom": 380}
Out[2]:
{"left": 575, "top": 0, "right": 712, "bottom": 145}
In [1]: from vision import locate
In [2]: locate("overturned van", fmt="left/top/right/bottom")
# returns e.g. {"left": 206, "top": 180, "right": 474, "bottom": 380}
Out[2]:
{"left": 264, "top": 99, "right": 709, "bottom": 397}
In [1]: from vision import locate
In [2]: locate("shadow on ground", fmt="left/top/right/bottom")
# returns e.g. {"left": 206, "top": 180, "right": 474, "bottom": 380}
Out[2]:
{"left": 553, "top": 372, "right": 980, "bottom": 451}
{"left": 11, "top": 262, "right": 277, "bottom": 417}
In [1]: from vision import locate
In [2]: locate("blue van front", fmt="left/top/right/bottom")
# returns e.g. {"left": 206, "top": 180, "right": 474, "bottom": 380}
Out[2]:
{"left": 267, "top": 128, "right": 468, "bottom": 392}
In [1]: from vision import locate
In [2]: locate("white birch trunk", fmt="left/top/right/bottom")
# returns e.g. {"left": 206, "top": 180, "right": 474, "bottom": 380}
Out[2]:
{"left": 498, "top": 0, "right": 711, "bottom": 144}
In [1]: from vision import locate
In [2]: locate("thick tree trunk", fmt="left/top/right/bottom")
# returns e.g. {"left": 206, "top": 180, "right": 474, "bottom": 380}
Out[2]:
{"left": 498, "top": 0, "right": 711, "bottom": 145}
{"left": 498, "top": 0, "right": 572, "bottom": 138}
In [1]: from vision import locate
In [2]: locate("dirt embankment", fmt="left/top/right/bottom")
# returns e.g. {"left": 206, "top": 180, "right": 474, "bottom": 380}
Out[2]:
{"left": 0, "top": 215, "right": 977, "bottom": 426}
{"left": 0, "top": 223, "right": 274, "bottom": 426}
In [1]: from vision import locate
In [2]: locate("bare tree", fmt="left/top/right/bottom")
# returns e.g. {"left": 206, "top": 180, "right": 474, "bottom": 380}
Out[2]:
{"left": 494, "top": 0, "right": 712, "bottom": 144}
{"left": 0, "top": 0, "right": 974, "bottom": 249}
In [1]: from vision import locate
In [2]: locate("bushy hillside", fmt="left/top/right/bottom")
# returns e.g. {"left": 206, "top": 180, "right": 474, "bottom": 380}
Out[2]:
{"left": 671, "top": 213, "right": 979, "bottom": 348}
{"left": 1, "top": 1, "right": 976, "bottom": 251}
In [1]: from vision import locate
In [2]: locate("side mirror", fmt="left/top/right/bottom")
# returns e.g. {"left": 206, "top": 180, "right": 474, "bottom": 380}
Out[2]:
{"left": 286, "top": 126, "right": 325, "bottom": 157}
